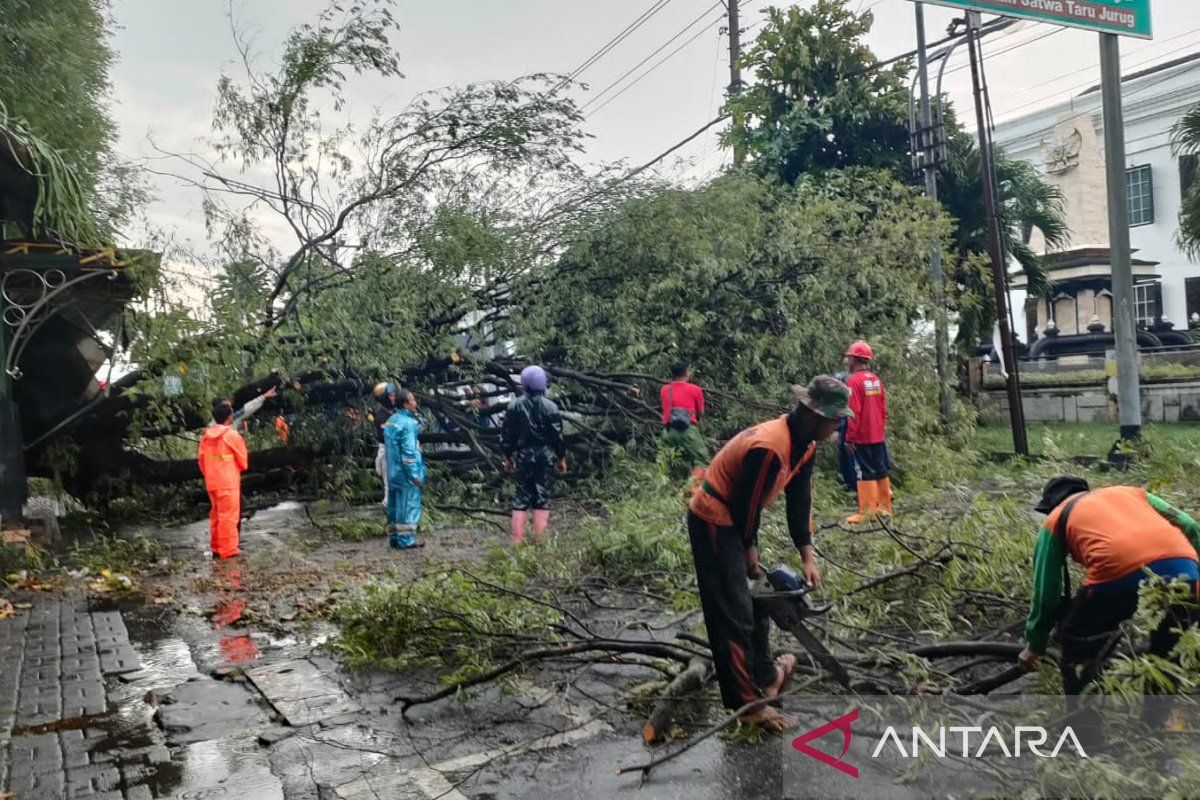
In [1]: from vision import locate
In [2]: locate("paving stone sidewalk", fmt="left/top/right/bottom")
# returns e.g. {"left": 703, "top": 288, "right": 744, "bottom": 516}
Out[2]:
{"left": 0, "top": 595, "right": 155, "bottom": 799}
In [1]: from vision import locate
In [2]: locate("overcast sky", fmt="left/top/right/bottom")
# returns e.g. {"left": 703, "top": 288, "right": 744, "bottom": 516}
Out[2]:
{"left": 108, "top": 0, "right": 1198, "bottom": 263}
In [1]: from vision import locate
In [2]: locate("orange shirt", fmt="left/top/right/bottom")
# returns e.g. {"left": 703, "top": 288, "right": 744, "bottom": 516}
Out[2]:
{"left": 1045, "top": 485, "right": 1199, "bottom": 585}
{"left": 690, "top": 415, "right": 815, "bottom": 530}
{"left": 198, "top": 424, "right": 249, "bottom": 491}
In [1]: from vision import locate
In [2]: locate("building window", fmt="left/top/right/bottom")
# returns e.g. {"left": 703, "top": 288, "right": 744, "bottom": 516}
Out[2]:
{"left": 1126, "top": 165, "right": 1153, "bottom": 226}
{"left": 1182, "top": 154, "right": 1199, "bottom": 199}
{"left": 1186, "top": 277, "right": 1200, "bottom": 325}
{"left": 1134, "top": 282, "right": 1161, "bottom": 326}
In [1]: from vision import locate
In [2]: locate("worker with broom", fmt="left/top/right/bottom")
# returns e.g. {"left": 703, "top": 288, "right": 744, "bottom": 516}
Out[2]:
{"left": 687, "top": 376, "right": 851, "bottom": 731}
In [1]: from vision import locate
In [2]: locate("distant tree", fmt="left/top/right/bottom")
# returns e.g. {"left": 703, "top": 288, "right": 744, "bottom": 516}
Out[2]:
{"left": 1173, "top": 103, "right": 1200, "bottom": 259}
{"left": 724, "top": 2, "right": 1067, "bottom": 352}
{"left": 723, "top": 0, "right": 911, "bottom": 183}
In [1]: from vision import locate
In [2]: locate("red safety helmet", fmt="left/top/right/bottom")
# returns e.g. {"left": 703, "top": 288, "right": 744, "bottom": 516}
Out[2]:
{"left": 845, "top": 340, "right": 873, "bottom": 360}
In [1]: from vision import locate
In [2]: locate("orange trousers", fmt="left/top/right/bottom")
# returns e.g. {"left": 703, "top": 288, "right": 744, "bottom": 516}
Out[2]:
{"left": 208, "top": 489, "right": 241, "bottom": 558}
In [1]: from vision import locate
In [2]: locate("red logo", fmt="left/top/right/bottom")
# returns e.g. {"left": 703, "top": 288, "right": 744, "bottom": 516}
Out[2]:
{"left": 791, "top": 709, "right": 859, "bottom": 778}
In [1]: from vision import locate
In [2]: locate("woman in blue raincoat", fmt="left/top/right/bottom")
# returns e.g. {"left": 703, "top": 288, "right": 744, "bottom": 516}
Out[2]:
{"left": 384, "top": 388, "right": 426, "bottom": 550}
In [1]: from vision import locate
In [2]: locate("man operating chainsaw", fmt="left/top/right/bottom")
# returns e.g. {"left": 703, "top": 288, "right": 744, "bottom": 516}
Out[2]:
{"left": 688, "top": 376, "right": 851, "bottom": 731}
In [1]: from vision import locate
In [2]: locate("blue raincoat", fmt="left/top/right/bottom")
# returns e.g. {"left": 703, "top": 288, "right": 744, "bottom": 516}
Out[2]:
{"left": 384, "top": 409, "right": 425, "bottom": 540}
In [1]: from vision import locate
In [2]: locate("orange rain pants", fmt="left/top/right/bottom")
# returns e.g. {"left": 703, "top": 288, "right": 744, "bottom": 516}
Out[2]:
{"left": 207, "top": 489, "right": 241, "bottom": 558}
{"left": 199, "top": 425, "right": 249, "bottom": 559}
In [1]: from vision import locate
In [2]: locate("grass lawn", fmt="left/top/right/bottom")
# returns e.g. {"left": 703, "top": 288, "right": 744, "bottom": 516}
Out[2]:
{"left": 976, "top": 421, "right": 1200, "bottom": 456}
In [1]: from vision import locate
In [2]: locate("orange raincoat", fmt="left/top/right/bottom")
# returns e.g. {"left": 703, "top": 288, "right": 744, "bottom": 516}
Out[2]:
{"left": 198, "top": 424, "right": 249, "bottom": 558}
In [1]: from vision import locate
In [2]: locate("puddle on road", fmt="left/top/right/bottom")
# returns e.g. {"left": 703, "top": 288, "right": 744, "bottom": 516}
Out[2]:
{"left": 170, "top": 737, "right": 284, "bottom": 800}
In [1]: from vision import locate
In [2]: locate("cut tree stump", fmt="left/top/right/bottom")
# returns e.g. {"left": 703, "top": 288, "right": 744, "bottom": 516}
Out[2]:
{"left": 641, "top": 657, "right": 711, "bottom": 745}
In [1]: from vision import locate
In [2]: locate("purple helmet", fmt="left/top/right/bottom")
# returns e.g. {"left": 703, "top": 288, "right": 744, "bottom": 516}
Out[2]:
{"left": 519, "top": 365, "right": 548, "bottom": 392}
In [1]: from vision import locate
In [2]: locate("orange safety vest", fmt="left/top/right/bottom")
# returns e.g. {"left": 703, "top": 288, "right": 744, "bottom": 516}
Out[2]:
{"left": 690, "top": 415, "right": 816, "bottom": 529}
{"left": 1045, "top": 485, "right": 1199, "bottom": 585}
{"left": 198, "top": 424, "right": 249, "bottom": 491}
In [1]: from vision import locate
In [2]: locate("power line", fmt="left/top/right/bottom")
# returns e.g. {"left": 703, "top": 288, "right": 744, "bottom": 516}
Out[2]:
{"left": 941, "top": 25, "right": 1065, "bottom": 79}
{"left": 581, "top": 2, "right": 724, "bottom": 114}
{"left": 566, "top": 0, "right": 677, "bottom": 84}
{"left": 992, "top": 35, "right": 1200, "bottom": 118}
{"left": 585, "top": 15, "right": 725, "bottom": 119}
{"left": 624, "top": 115, "right": 730, "bottom": 180}
{"left": 615, "top": 16, "right": 1017, "bottom": 185}
{"left": 987, "top": 25, "right": 1200, "bottom": 114}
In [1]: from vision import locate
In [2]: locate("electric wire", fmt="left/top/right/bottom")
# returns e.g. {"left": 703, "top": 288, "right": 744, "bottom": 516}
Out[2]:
{"left": 992, "top": 35, "right": 1200, "bottom": 119}
{"left": 581, "top": 2, "right": 724, "bottom": 114}
{"left": 565, "top": 0, "right": 677, "bottom": 84}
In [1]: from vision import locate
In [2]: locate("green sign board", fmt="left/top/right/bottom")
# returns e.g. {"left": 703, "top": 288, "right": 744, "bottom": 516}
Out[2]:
{"left": 917, "top": 0, "right": 1152, "bottom": 39}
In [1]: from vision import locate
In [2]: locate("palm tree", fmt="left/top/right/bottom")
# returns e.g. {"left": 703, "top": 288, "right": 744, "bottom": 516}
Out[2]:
{"left": 1172, "top": 103, "right": 1200, "bottom": 259}
{"left": 937, "top": 126, "right": 1069, "bottom": 351}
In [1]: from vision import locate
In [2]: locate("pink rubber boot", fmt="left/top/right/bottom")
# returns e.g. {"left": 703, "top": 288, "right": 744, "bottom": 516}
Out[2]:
{"left": 532, "top": 509, "right": 550, "bottom": 542}
{"left": 511, "top": 511, "right": 528, "bottom": 544}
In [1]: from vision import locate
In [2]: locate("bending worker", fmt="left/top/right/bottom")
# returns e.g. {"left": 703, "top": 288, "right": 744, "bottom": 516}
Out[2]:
{"left": 501, "top": 365, "right": 567, "bottom": 544}
{"left": 199, "top": 398, "right": 250, "bottom": 559}
{"left": 688, "top": 376, "right": 851, "bottom": 731}
{"left": 1019, "top": 477, "right": 1200, "bottom": 697}
{"left": 384, "top": 388, "right": 426, "bottom": 550}
{"left": 843, "top": 340, "right": 891, "bottom": 524}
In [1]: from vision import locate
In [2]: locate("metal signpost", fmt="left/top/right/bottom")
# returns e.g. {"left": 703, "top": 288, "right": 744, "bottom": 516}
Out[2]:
{"left": 912, "top": 0, "right": 1152, "bottom": 446}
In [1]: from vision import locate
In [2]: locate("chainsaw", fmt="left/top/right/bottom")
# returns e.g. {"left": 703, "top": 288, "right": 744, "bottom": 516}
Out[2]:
{"left": 751, "top": 565, "right": 850, "bottom": 688}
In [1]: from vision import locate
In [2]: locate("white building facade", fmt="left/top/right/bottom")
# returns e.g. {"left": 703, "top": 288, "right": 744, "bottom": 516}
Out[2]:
{"left": 993, "top": 54, "right": 1200, "bottom": 347}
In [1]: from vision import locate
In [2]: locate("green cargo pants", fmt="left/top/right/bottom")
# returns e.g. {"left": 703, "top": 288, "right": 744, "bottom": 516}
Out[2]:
{"left": 661, "top": 425, "right": 708, "bottom": 472}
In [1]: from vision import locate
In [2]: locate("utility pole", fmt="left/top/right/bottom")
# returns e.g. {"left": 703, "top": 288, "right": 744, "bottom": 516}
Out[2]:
{"left": 966, "top": 11, "right": 1028, "bottom": 455}
{"left": 0, "top": 310, "right": 25, "bottom": 522}
{"left": 914, "top": 3, "right": 952, "bottom": 424}
{"left": 727, "top": 0, "right": 745, "bottom": 167}
{"left": 1099, "top": 33, "right": 1142, "bottom": 442}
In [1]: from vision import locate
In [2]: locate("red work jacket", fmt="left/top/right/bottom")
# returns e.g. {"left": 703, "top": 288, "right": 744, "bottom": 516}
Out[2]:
{"left": 845, "top": 370, "right": 886, "bottom": 445}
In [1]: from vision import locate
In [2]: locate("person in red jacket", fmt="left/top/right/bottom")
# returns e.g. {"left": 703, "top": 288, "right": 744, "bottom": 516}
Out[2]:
{"left": 842, "top": 340, "right": 891, "bottom": 524}
{"left": 659, "top": 361, "right": 708, "bottom": 472}
{"left": 198, "top": 399, "right": 250, "bottom": 558}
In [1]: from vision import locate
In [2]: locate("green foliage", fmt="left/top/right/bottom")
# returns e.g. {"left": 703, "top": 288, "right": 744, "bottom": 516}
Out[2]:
{"left": 1173, "top": 103, "right": 1200, "bottom": 260}
{"left": 514, "top": 169, "right": 972, "bottom": 483}
{"left": 0, "top": 0, "right": 114, "bottom": 190}
{"left": 725, "top": 0, "right": 911, "bottom": 182}
{"left": 723, "top": 0, "right": 1067, "bottom": 353}
{"left": 0, "top": 101, "right": 111, "bottom": 245}
{"left": 0, "top": 541, "right": 51, "bottom": 575}
{"left": 325, "top": 514, "right": 381, "bottom": 543}
{"left": 69, "top": 534, "right": 166, "bottom": 576}
{"left": 332, "top": 564, "right": 562, "bottom": 684}
{"left": 983, "top": 361, "right": 1200, "bottom": 389}
{"left": 574, "top": 463, "right": 694, "bottom": 599}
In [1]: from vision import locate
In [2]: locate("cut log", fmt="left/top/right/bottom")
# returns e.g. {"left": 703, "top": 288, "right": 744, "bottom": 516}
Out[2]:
{"left": 641, "top": 657, "right": 711, "bottom": 745}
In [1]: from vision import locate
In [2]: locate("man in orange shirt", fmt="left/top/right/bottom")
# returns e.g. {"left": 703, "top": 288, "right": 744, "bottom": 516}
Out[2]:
{"left": 1019, "top": 476, "right": 1200, "bottom": 698}
{"left": 688, "top": 376, "right": 851, "bottom": 731}
{"left": 198, "top": 399, "right": 250, "bottom": 559}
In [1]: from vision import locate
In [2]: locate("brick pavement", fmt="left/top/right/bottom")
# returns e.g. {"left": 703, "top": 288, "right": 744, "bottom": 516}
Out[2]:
{"left": 0, "top": 595, "right": 156, "bottom": 799}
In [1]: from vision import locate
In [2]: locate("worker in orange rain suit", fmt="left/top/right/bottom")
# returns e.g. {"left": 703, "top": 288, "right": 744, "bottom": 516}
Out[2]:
{"left": 198, "top": 398, "right": 250, "bottom": 559}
